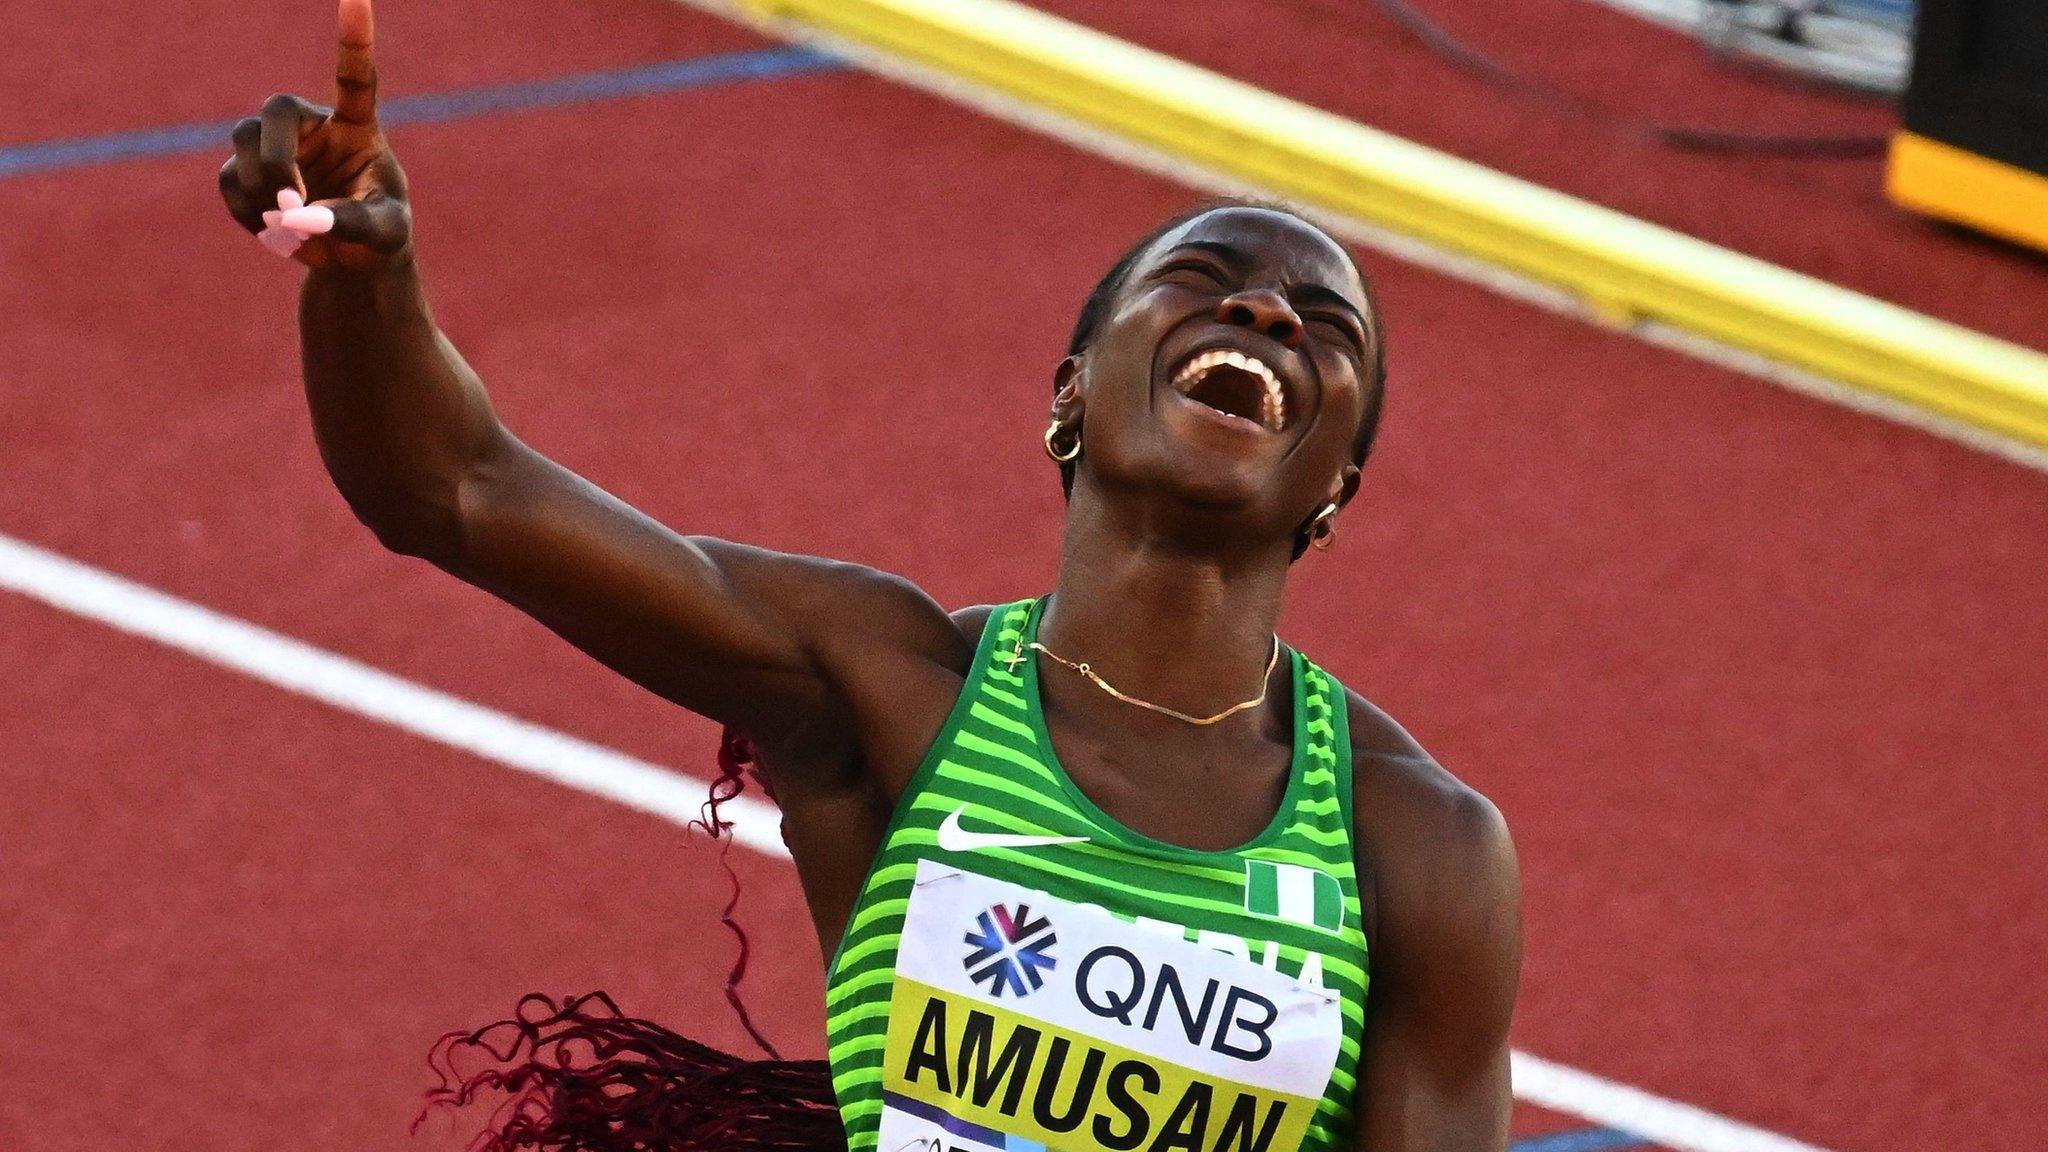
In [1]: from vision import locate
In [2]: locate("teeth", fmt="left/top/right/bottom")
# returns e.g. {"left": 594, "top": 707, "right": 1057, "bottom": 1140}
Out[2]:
{"left": 1171, "top": 349, "right": 1287, "bottom": 430}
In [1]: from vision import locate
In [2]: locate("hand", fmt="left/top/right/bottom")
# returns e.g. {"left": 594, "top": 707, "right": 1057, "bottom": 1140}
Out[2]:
{"left": 219, "top": 0, "right": 411, "bottom": 270}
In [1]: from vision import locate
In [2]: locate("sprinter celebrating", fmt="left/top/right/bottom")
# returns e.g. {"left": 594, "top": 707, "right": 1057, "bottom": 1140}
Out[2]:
{"left": 218, "top": 2, "right": 1521, "bottom": 1148}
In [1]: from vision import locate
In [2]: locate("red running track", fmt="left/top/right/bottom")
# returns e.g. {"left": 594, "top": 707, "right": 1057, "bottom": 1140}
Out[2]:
{"left": 1039, "top": 0, "right": 2048, "bottom": 349}
{"left": 3, "top": 0, "right": 2045, "bottom": 1150}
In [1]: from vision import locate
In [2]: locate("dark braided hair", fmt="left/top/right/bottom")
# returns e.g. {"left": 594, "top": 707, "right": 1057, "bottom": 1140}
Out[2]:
{"left": 1057, "top": 199, "right": 1388, "bottom": 498}
{"left": 415, "top": 990, "right": 842, "bottom": 1152}
{"left": 418, "top": 731, "right": 850, "bottom": 1152}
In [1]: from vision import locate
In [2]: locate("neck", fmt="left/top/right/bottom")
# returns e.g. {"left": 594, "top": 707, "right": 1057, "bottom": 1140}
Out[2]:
{"left": 1040, "top": 487, "right": 1291, "bottom": 718}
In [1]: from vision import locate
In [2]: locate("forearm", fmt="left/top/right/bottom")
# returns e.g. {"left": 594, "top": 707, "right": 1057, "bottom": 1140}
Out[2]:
{"left": 299, "top": 259, "right": 502, "bottom": 559}
{"left": 224, "top": 0, "right": 957, "bottom": 749}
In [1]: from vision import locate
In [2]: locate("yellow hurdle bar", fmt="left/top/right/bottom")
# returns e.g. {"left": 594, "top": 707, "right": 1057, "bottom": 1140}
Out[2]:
{"left": 1889, "top": 132, "right": 2048, "bottom": 256}
{"left": 725, "top": 0, "right": 2048, "bottom": 452}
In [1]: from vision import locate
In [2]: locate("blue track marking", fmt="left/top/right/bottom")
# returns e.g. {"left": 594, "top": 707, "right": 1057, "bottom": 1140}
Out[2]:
{"left": 0, "top": 46, "right": 841, "bottom": 180}
{"left": 1509, "top": 1127, "right": 1650, "bottom": 1152}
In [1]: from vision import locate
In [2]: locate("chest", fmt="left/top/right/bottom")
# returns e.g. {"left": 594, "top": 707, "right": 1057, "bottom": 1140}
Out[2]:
{"left": 1040, "top": 694, "right": 1297, "bottom": 854}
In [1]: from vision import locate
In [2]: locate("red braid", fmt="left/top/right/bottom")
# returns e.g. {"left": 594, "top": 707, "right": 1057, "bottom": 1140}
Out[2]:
{"left": 695, "top": 728, "right": 785, "bottom": 1060}
{"left": 417, "top": 729, "right": 847, "bottom": 1152}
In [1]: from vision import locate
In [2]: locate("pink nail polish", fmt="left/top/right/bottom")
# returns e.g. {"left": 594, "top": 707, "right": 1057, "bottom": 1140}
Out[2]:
{"left": 258, "top": 226, "right": 304, "bottom": 257}
{"left": 278, "top": 205, "right": 335, "bottom": 235}
{"left": 276, "top": 188, "right": 304, "bottom": 212}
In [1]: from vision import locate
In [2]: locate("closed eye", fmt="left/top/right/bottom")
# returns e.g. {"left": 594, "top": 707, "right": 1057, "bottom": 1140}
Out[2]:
{"left": 1157, "top": 259, "right": 1233, "bottom": 288}
{"left": 1309, "top": 314, "right": 1365, "bottom": 358}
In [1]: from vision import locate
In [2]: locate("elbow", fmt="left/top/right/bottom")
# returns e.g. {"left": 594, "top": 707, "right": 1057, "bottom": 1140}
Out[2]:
{"left": 319, "top": 437, "right": 503, "bottom": 568}
{"left": 328, "top": 427, "right": 521, "bottom": 568}
{"left": 343, "top": 486, "right": 466, "bottom": 566}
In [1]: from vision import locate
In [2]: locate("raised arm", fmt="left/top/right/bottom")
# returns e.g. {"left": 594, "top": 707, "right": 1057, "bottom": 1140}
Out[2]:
{"left": 217, "top": 0, "right": 965, "bottom": 748}
{"left": 1350, "top": 702, "right": 1524, "bottom": 1151}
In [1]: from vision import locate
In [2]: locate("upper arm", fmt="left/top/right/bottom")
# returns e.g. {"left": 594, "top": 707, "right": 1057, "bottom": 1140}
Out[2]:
{"left": 1350, "top": 699, "right": 1523, "bottom": 1151}
{"left": 437, "top": 430, "right": 969, "bottom": 745}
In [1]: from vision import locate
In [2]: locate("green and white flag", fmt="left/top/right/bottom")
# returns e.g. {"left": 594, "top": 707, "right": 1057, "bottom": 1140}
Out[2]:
{"left": 1244, "top": 859, "right": 1343, "bottom": 932}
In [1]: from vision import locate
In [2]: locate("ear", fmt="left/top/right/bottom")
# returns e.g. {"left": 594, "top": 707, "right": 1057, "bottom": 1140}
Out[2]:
{"left": 1050, "top": 354, "right": 1086, "bottom": 425}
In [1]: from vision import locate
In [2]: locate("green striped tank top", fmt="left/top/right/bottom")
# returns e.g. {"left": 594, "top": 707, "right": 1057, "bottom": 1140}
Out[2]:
{"left": 823, "top": 598, "right": 1369, "bottom": 1152}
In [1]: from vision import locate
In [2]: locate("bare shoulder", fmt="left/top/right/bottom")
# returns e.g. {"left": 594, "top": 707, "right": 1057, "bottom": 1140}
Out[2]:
{"left": 732, "top": 560, "right": 992, "bottom": 781}
{"left": 1344, "top": 687, "right": 1510, "bottom": 857}
{"left": 1342, "top": 687, "right": 1517, "bottom": 944}
{"left": 1342, "top": 691, "right": 1520, "bottom": 1139}
{"left": 713, "top": 544, "right": 978, "bottom": 674}
{"left": 949, "top": 602, "right": 1001, "bottom": 649}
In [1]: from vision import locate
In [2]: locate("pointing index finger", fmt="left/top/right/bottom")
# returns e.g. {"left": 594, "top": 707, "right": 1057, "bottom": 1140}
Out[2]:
{"left": 334, "top": 0, "right": 377, "bottom": 125}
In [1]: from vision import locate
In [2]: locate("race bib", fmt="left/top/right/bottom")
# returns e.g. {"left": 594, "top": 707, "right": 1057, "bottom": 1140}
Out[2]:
{"left": 876, "top": 860, "right": 1343, "bottom": 1152}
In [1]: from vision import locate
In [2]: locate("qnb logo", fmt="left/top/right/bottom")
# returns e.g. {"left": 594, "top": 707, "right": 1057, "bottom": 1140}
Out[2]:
{"left": 962, "top": 903, "right": 1057, "bottom": 997}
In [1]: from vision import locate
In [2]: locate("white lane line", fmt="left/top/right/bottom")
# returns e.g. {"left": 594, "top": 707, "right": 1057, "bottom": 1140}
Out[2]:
{"left": 0, "top": 530, "right": 789, "bottom": 858}
{"left": 1514, "top": 1052, "right": 1830, "bottom": 1152}
{"left": 668, "top": 0, "right": 2048, "bottom": 477}
{"left": 0, "top": 527, "right": 1834, "bottom": 1152}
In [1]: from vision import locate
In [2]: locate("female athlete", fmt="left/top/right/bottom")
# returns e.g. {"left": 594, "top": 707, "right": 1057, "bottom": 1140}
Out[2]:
{"left": 218, "top": 2, "right": 1522, "bottom": 1149}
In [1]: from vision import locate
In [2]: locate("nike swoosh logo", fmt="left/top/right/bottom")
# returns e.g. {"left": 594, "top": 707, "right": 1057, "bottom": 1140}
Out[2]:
{"left": 936, "top": 804, "right": 1090, "bottom": 853}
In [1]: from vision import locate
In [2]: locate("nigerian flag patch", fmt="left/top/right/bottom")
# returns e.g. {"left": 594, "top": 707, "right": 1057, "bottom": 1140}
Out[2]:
{"left": 1244, "top": 859, "right": 1343, "bottom": 933}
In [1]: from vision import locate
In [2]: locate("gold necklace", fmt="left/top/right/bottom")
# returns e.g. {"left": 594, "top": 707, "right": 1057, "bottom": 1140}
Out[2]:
{"left": 1007, "top": 631, "right": 1282, "bottom": 727}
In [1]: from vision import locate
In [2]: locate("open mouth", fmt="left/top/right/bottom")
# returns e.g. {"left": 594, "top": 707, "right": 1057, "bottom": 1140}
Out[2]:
{"left": 1169, "top": 349, "right": 1287, "bottom": 432}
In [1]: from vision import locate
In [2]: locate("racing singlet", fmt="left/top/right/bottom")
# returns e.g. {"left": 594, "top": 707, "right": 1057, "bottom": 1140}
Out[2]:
{"left": 823, "top": 598, "right": 1369, "bottom": 1152}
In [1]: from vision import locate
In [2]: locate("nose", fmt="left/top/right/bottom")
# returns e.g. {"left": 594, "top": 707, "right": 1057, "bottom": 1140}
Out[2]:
{"left": 1216, "top": 289, "right": 1303, "bottom": 348}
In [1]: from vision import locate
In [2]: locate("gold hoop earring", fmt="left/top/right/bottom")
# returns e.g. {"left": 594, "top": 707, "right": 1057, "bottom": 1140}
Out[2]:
{"left": 1044, "top": 420, "right": 1082, "bottom": 463}
{"left": 1307, "top": 502, "right": 1339, "bottom": 551}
